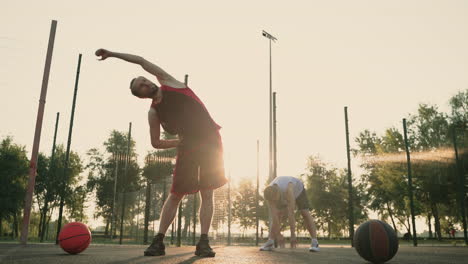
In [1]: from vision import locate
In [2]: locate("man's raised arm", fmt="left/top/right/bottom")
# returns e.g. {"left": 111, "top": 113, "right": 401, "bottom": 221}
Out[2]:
{"left": 95, "top": 48, "right": 180, "bottom": 85}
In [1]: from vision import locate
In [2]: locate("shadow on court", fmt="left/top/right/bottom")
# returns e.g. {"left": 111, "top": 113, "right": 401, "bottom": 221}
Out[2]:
{"left": 0, "top": 243, "right": 467, "bottom": 264}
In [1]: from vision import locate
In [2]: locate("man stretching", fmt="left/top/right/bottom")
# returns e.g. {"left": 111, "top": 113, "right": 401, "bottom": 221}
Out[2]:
{"left": 96, "top": 49, "right": 227, "bottom": 257}
{"left": 261, "top": 176, "right": 319, "bottom": 252}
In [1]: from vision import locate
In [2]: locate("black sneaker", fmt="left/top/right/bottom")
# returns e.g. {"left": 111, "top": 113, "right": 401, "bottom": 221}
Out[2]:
{"left": 195, "top": 240, "right": 216, "bottom": 257}
{"left": 144, "top": 237, "right": 165, "bottom": 256}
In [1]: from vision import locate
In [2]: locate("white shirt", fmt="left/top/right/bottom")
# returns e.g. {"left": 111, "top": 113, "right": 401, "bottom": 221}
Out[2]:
{"left": 269, "top": 176, "right": 304, "bottom": 199}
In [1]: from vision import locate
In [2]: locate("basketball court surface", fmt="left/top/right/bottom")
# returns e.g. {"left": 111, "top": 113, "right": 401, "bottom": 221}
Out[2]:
{"left": 1, "top": 243, "right": 467, "bottom": 264}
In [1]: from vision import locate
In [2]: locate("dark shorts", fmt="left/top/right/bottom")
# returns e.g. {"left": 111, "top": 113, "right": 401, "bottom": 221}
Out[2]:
{"left": 171, "top": 132, "right": 227, "bottom": 196}
{"left": 295, "top": 189, "right": 310, "bottom": 211}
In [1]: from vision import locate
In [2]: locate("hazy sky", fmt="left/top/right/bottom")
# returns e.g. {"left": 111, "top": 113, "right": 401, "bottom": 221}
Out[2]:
{"left": 2, "top": 1, "right": 468, "bottom": 228}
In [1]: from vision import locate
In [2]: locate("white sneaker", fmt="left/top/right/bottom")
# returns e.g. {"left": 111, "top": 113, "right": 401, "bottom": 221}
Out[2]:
{"left": 309, "top": 239, "right": 320, "bottom": 252}
{"left": 260, "top": 240, "right": 274, "bottom": 251}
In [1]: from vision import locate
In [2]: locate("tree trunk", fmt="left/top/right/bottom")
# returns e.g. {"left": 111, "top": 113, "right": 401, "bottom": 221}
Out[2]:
{"left": 35, "top": 193, "right": 43, "bottom": 239}
{"left": 143, "top": 180, "right": 151, "bottom": 244}
{"left": 396, "top": 216, "right": 410, "bottom": 235}
{"left": 40, "top": 200, "right": 49, "bottom": 242}
{"left": 44, "top": 208, "right": 54, "bottom": 241}
{"left": 327, "top": 220, "right": 332, "bottom": 239}
{"left": 162, "top": 178, "right": 167, "bottom": 210}
{"left": 40, "top": 212, "right": 47, "bottom": 242}
{"left": 13, "top": 212, "right": 19, "bottom": 239}
{"left": 38, "top": 210, "right": 44, "bottom": 239}
{"left": 183, "top": 216, "right": 190, "bottom": 239}
{"left": 105, "top": 218, "right": 110, "bottom": 236}
{"left": 431, "top": 201, "right": 442, "bottom": 241}
{"left": 428, "top": 213, "right": 433, "bottom": 239}
{"left": 0, "top": 217, "right": 3, "bottom": 237}
{"left": 386, "top": 202, "right": 398, "bottom": 232}
{"left": 407, "top": 217, "right": 411, "bottom": 235}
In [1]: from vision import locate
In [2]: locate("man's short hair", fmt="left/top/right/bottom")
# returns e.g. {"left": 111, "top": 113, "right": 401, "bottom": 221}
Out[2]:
{"left": 264, "top": 185, "right": 281, "bottom": 202}
{"left": 130, "top": 78, "right": 140, "bottom": 97}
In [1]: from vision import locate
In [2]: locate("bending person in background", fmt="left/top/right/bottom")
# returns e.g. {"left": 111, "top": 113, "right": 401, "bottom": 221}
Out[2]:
{"left": 96, "top": 48, "right": 227, "bottom": 258}
{"left": 261, "top": 176, "right": 319, "bottom": 252}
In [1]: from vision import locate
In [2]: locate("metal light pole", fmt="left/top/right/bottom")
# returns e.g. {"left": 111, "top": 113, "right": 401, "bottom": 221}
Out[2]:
{"left": 110, "top": 152, "right": 120, "bottom": 241}
{"left": 143, "top": 162, "right": 152, "bottom": 244}
{"left": 403, "top": 118, "right": 418, "bottom": 247}
{"left": 256, "top": 140, "right": 260, "bottom": 246}
{"left": 227, "top": 171, "right": 232, "bottom": 246}
{"left": 40, "top": 112, "right": 60, "bottom": 242}
{"left": 119, "top": 122, "right": 132, "bottom": 244}
{"left": 452, "top": 126, "right": 468, "bottom": 245}
{"left": 262, "top": 30, "right": 277, "bottom": 183}
{"left": 192, "top": 193, "right": 198, "bottom": 246}
{"left": 176, "top": 74, "right": 188, "bottom": 247}
{"left": 176, "top": 202, "right": 182, "bottom": 247}
{"left": 273, "top": 92, "right": 277, "bottom": 180}
{"left": 56, "top": 54, "right": 82, "bottom": 244}
{"left": 344, "top": 107, "right": 354, "bottom": 246}
{"left": 21, "top": 20, "right": 57, "bottom": 245}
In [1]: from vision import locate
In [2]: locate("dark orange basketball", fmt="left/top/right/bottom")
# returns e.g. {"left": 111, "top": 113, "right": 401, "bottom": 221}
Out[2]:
{"left": 354, "top": 220, "right": 398, "bottom": 264}
{"left": 58, "top": 222, "right": 92, "bottom": 254}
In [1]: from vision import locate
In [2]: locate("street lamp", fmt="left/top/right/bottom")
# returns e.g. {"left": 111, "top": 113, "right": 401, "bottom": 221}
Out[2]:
{"left": 261, "top": 30, "right": 277, "bottom": 183}
{"left": 262, "top": 30, "right": 277, "bottom": 42}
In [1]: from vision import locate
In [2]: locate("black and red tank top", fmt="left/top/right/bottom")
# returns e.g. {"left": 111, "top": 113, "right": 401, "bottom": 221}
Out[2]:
{"left": 151, "top": 85, "right": 221, "bottom": 141}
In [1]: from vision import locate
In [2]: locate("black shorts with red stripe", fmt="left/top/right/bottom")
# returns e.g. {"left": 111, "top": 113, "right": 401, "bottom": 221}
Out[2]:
{"left": 171, "top": 132, "right": 227, "bottom": 196}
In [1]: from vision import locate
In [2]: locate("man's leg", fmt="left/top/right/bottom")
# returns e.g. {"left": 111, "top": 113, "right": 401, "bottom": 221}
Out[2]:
{"left": 158, "top": 193, "right": 184, "bottom": 234}
{"left": 300, "top": 209, "right": 317, "bottom": 238}
{"left": 199, "top": 189, "right": 214, "bottom": 234}
{"left": 195, "top": 189, "right": 216, "bottom": 257}
{"left": 195, "top": 135, "right": 227, "bottom": 257}
{"left": 144, "top": 193, "right": 184, "bottom": 256}
{"left": 300, "top": 209, "right": 320, "bottom": 252}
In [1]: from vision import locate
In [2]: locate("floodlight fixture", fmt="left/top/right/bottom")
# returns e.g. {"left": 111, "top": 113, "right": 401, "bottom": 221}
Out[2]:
{"left": 262, "top": 30, "right": 277, "bottom": 42}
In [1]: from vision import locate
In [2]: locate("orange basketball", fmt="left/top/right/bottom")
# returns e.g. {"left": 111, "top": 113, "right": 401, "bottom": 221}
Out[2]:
{"left": 58, "top": 222, "right": 92, "bottom": 254}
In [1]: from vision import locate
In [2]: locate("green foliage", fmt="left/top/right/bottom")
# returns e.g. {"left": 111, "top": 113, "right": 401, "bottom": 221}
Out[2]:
{"left": 303, "top": 156, "right": 367, "bottom": 238}
{"left": 355, "top": 90, "right": 468, "bottom": 239}
{"left": 142, "top": 151, "right": 175, "bottom": 182}
{"left": 407, "top": 104, "right": 450, "bottom": 150}
{"left": 34, "top": 145, "right": 84, "bottom": 238}
{"left": 0, "top": 137, "right": 29, "bottom": 223}
{"left": 36, "top": 145, "right": 83, "bottom": 205}
{"left": 142, "top": 149, "right": 175, "bottom": 221}
{"left": 65, "top": 185, "right": 88, "bottom": 222}
{"left": 449, "top": 89, "right": 468, "bottom": 126}
{"left": 86, "top": 130, "right": 141, "bottom": 232}
{"left": 232, "top": 179, "right": 266, "bottom": 232}
{"left": 103, "top": 130, "right": 136, "bottom": 154}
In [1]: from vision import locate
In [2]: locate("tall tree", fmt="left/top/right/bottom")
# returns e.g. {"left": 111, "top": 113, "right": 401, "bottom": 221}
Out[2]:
{"left": 303, "top": 156, "right": 367, "bottom": 238}
{"left": 407, "top": 104, "right": 450, "bottom": 149}
{"left": 408, "top": 104, "right": 453, "bottom": 240}
{"left": 358, "top": 128, "right": 414, "bottom": 233}
{"left": 232, "top": 179, "right": 263, "bottom": 234}
{"left": 35, "top": 145, "right": 83, "bottom": 239}
{"left": 87, "top": 130, "right": 141, "bottom": 235}
{"left": 356, "top": 100, "right": 463, "bottom": 240}
{"left": 449, "top": 89, "right": 468, "bottom": 127}
{"left": 0, "top": 137, "right": 29, "bottom": 238}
